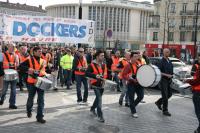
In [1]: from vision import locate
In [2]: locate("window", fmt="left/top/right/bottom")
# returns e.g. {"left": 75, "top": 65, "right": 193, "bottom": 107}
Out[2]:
{"left": 193, "top": 17, "right": 197, "bottom": 26}
{"left": 180, "top": 32, "right": 186, "bottom": 41}
{"left": 192, "top": 31, "right": 196, "bottom": 41}
{"left": 182, "top": 3, "right": 187, "bottom": 13}
{"left": 89, "top": 6, "right": 92, "bottom": 20}
{"left": 181, "top": 17, "right": 186, "bottom": 26}
{"left": 168, "top": 32, "right": 174, "bottom": 41}
{"left": 170, "top": 3, "right": 176, "bottom": 13}
{"left": 153, "top": 32, "right": 158, "bottom": 41}
{"left": 194, "top": 3, "right": 199, "bottom": 13}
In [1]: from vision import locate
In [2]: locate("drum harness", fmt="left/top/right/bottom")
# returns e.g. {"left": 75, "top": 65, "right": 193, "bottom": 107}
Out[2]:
{"left": 30, "top": 56, "right": 45, "bottom": 87}
{"left": 92, "top": 63, "right": 106, "bottom": 88}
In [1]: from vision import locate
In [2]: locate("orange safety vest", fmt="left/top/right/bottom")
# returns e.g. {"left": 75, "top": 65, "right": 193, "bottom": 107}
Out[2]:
{"left": 90, "top": 63, "right": 108, "bottom": 85}
{"left": 192, "top": 64, "right": 200, "bottom": 91}
{"left": 129, "top": 63, "right": 137, "bottom": 76}
{"left": 118, "top": 59, "right": 129, "bottom": 79}
{"left": 3, "top": 52, "right": 17, "bottom": 69}
{"left": 111, "top": 56, "right": 120, "bottom": 72}
{"left": 41, "top": 54, "right": 47, "bottom": 61}
{"left": 27, "top": 57, "right": 46, "bottom": 84}
{"left": 75, "top": 57, "right": 88, "bottom": 75}
{"left": 19, "top": 53, "right": 29, "bottom": 63}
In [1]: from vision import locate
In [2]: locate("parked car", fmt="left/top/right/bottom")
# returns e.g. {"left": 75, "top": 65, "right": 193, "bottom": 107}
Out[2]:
{"left": 149, "top": 57, "right": 192, "bottom": 80}
{"left": 148, "top": 57, "right": 192, "bottom": 94}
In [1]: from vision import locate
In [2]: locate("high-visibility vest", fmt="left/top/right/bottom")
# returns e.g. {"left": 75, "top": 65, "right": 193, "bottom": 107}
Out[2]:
{"left": 27, "top": 57, "right": 46, "bottom": 84}
{"left": 3, "top": 52, "right": 17, "bottom": 69}
{"left": 127, "top": 62, "right": 137, "bottom": 79}
{"left": 19, "top": 53, "right": 29, "bottom": 64}
{"left": 111, "top": 56, "right": 120, "bottom": 72}
{"left": 41, "top": 54, "right": 46, "bottom": 61}
{"left": 60, "top": 54, "right": 74, "bottom": 70}
{"left": 75, "top": 57, "right": 88, "bottom": 75}
{"left": 90, "top": 63, "right": 108, "bottom": 85}
{"left": 118, "top": 59, "right": 129, "bottom": 79}
{"left": 192, "top": 64, "right": 200, "bottom": 91}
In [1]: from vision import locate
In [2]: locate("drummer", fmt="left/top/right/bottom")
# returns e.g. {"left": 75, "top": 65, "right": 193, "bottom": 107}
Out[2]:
{"left": 0, "top": 42, "right": 19, "bottom": 109}
{"left": 122, "top": 52, "right": 144, "bottom": 118}
{"left": 19, "top": 46, "right": 47, "bottom": 124}
{"left": 86, "top": 50, "right": 107, "bottom": 123}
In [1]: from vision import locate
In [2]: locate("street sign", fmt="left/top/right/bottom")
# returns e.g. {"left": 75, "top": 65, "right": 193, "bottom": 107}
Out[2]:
{"left": 106, "top": 29, "right": 112, "bottom": 38}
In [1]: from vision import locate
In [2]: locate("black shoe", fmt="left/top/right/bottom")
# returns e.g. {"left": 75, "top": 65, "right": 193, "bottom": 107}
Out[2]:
{"left": 117, "top": 90, "right": 121, "bottom": 92}
{"left": 66, "top": 87, "right": 72, "bottom": 90}
{"left": 125, "top": 103, "right": 130, "bottom": 107}
{"left": 37, "top": 118, "right": 46, "bottom": 124}
{"left": 0, "top": 100, "right": 4, "bottom": 105}
{"left": 119, "top": 100, "right": 122, "bottom": 106}
{"left": 9, "top": 105, "right": 17, "bottom": 109}
{"left": 163, "top": 111, "right": 171, "bottom": 117}
{"left": 27, "top": 112, "right": 32, "bottom": 118}
{"left": 155, "top": 102, "right": 162, "bottom": 111}
{"left": 98, "top": 117, "right": 105, "bottom": 123}
{"left": 90, "top": 109, "right": 97, "bottom": 117}
{"left": 19, "top": 87, "right": 24, "bottom": 92}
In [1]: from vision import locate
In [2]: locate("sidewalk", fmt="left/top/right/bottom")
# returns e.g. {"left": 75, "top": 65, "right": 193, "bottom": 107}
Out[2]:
{"left": 0, "top": 87, "right": 197, "bottom": 133}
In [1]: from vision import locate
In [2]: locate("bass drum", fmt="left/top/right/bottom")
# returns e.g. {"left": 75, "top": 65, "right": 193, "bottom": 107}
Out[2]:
{"left": 136, "top": 65, "right": 161, "bottom": 87}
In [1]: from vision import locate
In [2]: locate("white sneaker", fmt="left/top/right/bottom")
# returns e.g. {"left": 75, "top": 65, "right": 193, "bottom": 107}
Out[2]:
{"left": 77, "top": 102, "right": 82, "bottom": 105}
{"left": 132, "top": 113, "right": 138, "bottom": 118}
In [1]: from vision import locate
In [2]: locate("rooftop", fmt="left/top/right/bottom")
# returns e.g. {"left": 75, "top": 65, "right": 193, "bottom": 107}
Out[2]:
{"left": 0, "top": 1, "right": 46, "bottom": 13}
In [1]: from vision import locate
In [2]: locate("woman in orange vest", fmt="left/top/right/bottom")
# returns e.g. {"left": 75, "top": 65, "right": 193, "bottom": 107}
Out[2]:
{"left": 86, "top": 50, "right": 107, "bottom": 123}
{"left": 186, "top": 56, "right": 200, "bottom": 133}
{"left": 0, "top": 43, "right": 19, "bottom": 109}
{"left": 111, "top": 50, "right": 121, "bottom": 92}
{"left": 18, "top": 46, "right": 47, "bottom": 124}
{"left": 73, "top": 47, "right": 88, "bottom": 104}
{"left": 118, "top": 51, "right": 131, "bottom": 107}
{"left": 122, "top": 52, "right": 144, "bottom": 118}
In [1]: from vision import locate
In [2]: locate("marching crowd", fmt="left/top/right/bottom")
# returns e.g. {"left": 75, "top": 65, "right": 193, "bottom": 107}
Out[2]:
{"left": 0, "top": 42, "right": 200, "bottom": 133}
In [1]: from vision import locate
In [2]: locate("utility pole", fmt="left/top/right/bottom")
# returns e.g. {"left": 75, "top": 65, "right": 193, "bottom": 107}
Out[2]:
{"left": 167, "top": 0, "right": 171, "bottom": 46}
{"left": 162, "top": 0, "right": 167, "bottom": 49}
{"left": 78, "top": 0, "right": 82, "bottom": 48}
{"left": 194, "top": 0, "right": 200, "bottom": 59}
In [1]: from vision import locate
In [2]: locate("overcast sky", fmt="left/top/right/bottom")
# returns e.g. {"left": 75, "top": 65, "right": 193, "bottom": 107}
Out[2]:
{"left": 1, "top": 0, "right": 153, "bottom": 8}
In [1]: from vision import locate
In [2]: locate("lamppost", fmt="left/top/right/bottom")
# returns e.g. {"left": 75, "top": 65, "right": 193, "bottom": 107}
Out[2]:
{"left": 78, "top": 0, "right": 82, "bottom": 48}
{"left": 194, "top": 0, "right": 200, "bottom": 59}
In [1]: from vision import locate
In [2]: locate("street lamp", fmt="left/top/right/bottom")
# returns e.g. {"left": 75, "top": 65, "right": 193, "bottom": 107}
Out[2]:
{"left": 78, "top": 0, "right": 82, "bottom": 48}
{"left": 194, "top": 0, "right": 200, "bottom": 59}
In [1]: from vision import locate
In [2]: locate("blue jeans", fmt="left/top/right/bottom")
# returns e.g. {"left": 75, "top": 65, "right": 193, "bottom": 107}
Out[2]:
{"left": 63, "top": 69, "right": 72, "bottom": 89}
{"left": 119, "top": 80, "right": 129, "bottom": 104}
{"left": 113, "top": 73, "right": 121, "bottom": 91}
{"left": 91, "top": 88, "right": 104, "bottom": 118}
{"left": 193, "top": 91, "right": 200, "bottom": 129}
{"left": 127, "top": 84, "right": 144, "bottom": 114}
{"left": 1, "top": 80, "right": 17, "bottom": 106}
{"left": 75, "top": 75, "right": 88, "bottom": 102}
{"left": 26, "top": 84, "right": 45, "bottom": 119}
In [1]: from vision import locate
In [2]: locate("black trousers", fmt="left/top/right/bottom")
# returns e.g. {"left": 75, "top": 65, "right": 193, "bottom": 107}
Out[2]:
{"left": 156, "top": 78, "right": 172, "bottom": 112}
{"left": 193, "top": 91, "right": 200, "bottom": 129}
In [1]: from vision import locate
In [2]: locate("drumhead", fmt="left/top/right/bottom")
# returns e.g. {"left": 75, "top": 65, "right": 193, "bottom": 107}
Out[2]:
{"left": 37, "top": 77, "right": 52, "bottom": 84}
{"left": 4, "top": 69, "right": 18, "bottom": 74}
{"left": 136, "top": 65, "right": 160, "bottom": 87}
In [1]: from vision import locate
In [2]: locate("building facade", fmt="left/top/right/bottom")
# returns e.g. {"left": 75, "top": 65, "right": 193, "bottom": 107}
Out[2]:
{"left": 0, "top": 0, "right": 46, "bottom": 16}
{"left": 147, "top": 0, "right": 200, "bottom": 61}
{"left": 46, "top": 0, "right": 154, "bottom": 50}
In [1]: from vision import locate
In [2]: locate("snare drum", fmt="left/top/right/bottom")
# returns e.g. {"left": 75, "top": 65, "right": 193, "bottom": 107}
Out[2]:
{"left": 136, "top": 65, "right": 161, "bottom": 87}
{"left": 35, "top": 77, "right": 52, "bottom": 90}
{"left": 4, "top": 69, "right": 18, "bottom": 81}
{"left": 103, "top": 79, "right": 117, "bottom": 89}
